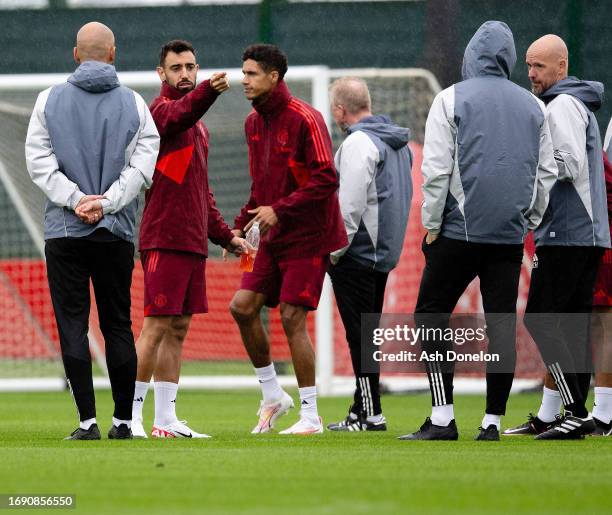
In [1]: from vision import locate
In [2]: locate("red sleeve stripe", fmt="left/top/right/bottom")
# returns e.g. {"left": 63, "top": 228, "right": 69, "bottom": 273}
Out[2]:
{"left": 287, "top": 99, "right": 331, "bottom": 164}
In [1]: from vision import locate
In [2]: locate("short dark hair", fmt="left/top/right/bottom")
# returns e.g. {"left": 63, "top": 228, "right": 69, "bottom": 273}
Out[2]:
{"left": 242, "top": 44, "right": 288, "bottom": 80}
{"left": 159, "top": 39, "right": 196, "bottom": 67}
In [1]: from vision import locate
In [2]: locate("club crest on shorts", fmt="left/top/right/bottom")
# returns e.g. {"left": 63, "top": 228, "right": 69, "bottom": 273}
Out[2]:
{"left": 154, "top": 293, "right": 167, "bottom": 307}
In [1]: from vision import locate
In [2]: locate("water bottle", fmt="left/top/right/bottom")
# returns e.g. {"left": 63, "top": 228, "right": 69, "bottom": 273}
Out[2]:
{"left": 240, "top": 221, "right": 260, "bottom": 272}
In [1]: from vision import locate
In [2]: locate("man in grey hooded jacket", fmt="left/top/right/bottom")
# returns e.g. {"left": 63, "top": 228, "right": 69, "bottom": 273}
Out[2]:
{"left": 503, "top": 35, "right": 610, "bottom": 440}
{"left": 327, "top": 77, "right": 412, "bottom": 432}
{"left": 398, "top": 21, "right": 557, "bottom": 442}
{"left": 25, "top": 22, "right": 159, "bottom": 440}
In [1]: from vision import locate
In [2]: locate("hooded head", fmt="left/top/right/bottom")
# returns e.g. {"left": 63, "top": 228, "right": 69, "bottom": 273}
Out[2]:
{"left": 540, "top": 77, "right": 604, "bottom": 112}
{"left": 461, "top": 21, "right": 516, "bottom": 80}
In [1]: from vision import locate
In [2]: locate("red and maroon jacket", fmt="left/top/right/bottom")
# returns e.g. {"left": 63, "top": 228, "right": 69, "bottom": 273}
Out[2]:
{"left": 234, "top": 81, "right": 348, "bottom": 260}
{"left": 139, "top": 80, "right": 234, "bottom": 256}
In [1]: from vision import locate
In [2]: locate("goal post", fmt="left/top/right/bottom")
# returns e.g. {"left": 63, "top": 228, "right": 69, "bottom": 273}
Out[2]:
{"left": 0, "top": 66, "right": 446, "bottom": 394}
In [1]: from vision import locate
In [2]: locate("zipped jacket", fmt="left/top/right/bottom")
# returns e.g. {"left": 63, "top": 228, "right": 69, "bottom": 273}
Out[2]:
{"left": 139, "top": 80, "right": 234, "bottom": 256}
{"left": 25, "top": 61, "right": 159, "bottom": 241}
{"left": 234, "top": 81, "right": 348, "bottom": 259}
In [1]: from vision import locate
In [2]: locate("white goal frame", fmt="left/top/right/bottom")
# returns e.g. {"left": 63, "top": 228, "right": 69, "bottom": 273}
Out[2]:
{"left": 0, "top": 66, "right": 443, "bottom": 395}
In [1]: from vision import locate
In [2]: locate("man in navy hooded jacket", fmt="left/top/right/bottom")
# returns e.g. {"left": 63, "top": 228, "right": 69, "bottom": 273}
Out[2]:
{"left": 398, "top": 21, "right": 557, "bottom": 442}
{"left": 503, "top": 35, "right": 610, "bottom": 440}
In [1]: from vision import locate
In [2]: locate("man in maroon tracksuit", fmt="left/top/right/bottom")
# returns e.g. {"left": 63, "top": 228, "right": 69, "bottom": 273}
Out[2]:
{"left": 132, "top": 40, "right": 245, "bottom": 439}
{"left": 230, "top": 44, "right": 348, "bottom": 435}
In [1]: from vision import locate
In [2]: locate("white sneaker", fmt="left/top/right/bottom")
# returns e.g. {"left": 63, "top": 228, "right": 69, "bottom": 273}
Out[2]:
{"left": 251, "top": 391, "right": 294, "bottom": 434}
{"left": 279, "top": 416, "right": 324, "bottom": 435}
{"left": 131, "top": 417, "right": 148, "bottom": 439}
{"left": 151, "top": 420, "right": 211, "bottom": 439}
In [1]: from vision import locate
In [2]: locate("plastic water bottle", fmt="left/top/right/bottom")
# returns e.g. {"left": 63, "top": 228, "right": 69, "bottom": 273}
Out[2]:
{"left": 240, "top": 221, "right": 260, "bottom": 272}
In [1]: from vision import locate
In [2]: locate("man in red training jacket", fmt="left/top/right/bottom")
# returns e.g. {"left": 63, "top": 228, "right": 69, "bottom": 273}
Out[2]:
{"left": 132, "top": 40, "right": 245, "bottom": 439}
{"left": 230, "top": 44, "right": 348, "bottom": 435}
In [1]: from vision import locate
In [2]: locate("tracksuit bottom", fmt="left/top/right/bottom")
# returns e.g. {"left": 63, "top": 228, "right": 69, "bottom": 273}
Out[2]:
{"left": 415, "top": 236, "right": 523, "bottom": 416}
{"left": 329, "top": 256, "right": 388, "bottom": 417}
{"left": 45, "top": 236, "right": 136, "bottom": 422}
{"left": 524, "top": 246, "right": 604, "bottom": 418}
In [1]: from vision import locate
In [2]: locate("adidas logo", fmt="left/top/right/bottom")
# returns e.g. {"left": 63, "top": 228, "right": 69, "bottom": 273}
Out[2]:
{"left": 301, "top": 400, "right": 309, "bottom": 405}
{"left": 135, "top": 397, "right": 144, "bottom": 402}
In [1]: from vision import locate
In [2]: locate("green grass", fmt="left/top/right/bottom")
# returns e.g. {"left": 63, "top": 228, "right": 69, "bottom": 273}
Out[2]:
{"left": 0, "top": 360, "right": 292, "bottom": 378}
{"left": 0, "top": 390, "right": 610, "bottom": 515}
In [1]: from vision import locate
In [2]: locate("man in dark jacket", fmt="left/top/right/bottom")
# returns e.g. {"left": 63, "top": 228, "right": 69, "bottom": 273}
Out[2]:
{"left": 25, "top": 22, "right": 160, "bottom": 440}
{"left": 326, "top": 77, "right": 412, "bottom": 432}
{"left": 132, "top": 40, "right": 245, "bottom": 439}
{"left": 230, "top": 44, "right": 348, "bottom": 435}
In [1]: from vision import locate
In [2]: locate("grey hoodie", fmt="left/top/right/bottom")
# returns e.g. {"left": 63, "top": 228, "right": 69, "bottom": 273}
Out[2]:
{"left": 331, "top": 114, "right": 412, "bottom": 272}
{"left": 536, "top": 77, "right": 610, "bottom": 248}
{"left": 421, "top": 21, "right": 558, "bottom": 244}
{"left": 25, "top": 61, "right": 159, "bottom": 242}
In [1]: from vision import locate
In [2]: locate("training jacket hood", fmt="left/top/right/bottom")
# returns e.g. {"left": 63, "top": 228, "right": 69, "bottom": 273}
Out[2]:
{"left": 67, "top": 61, "right": 120, "bottom": 93}
{"left": 540, "top": 77, "right": 603, "bottom": 112}
{"left": 350, "top": 115, "right": 411, "bottom": 150}
{"left": 461, "top": 20, "right": 516, "bottom": 80}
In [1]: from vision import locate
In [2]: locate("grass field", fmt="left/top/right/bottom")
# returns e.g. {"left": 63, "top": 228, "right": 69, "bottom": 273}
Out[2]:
{"left": 1, "top": 390, "right": 610, "bottom": 515}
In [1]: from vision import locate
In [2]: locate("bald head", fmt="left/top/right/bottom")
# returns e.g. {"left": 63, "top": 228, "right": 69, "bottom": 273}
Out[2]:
{"left": 526, "top": 34, "right": 568, "bottom": 95}
{"left": 74, "top": 22, "right": 115, "bottom": 64}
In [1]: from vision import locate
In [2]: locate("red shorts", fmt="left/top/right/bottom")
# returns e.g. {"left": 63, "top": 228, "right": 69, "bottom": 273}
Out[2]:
{"left": 141, "top": 249, "right": 207, "bottom": 316}
{"left": 240, "top": 244, "right": 328, "bottom": 310}
{"left": 594, "top": 248, "right": 612, "bottom": 307}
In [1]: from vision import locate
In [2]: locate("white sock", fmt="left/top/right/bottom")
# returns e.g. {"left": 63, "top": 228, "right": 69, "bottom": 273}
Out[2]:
{"left": 367, "top": 414, "right": 384, "bottom": 424}
{"left": 154, "top": 381, "right": 178, "bottom": 427}
{"left": 482, "top": 413, "right": 501, "bottom": 430}
{"left": 431, "top": 404, "right": 454, "bottom": 426}
{"left": 132, "top": 381, "right": 150, "bottom": 421}
{"left": 299, "top": 386, "right": 319, "bottom": 423}
{"left": 254, "top": 363, "right": 283, "bottom": 404}
{"left": 593, "top": 386, "right": 612, "bottom": 424}
{"left": 537, "top": 386, "right": 562, "bottom": 423}
{"left": 80, "top": 417, "right": 96, "bottom": 430}
{"left": 112, "top": 417, "right": 131, "bottom": 429}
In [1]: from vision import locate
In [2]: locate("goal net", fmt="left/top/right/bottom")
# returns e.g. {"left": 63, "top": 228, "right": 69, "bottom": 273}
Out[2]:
{"left": 0, "top": 66, "right": 542, "bottom": 394}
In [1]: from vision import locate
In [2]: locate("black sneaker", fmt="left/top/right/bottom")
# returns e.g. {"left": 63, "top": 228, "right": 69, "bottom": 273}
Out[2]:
{"left": 475, "top": 424, "right": 499, "bottom": 441}
{"left": 64, "top": 424, "right": 101, "bottom": 440}
{"left": 398, "top": 417, "right": 458, "bottom": 441}
{"left": 502, "top": 413, "right": 560, "bottom": 436}
{"left": 108, "top": 423, "right": 133, "bottom": 440}
{"left": 535, "top": 414, "right": 596, "bottom": 440}
{"left": 327, "top": 411, "right": 360, "bottom": 431}
{"left": 590, "top": 417, "right": 612, "bottom": 436}
{"left": 328, "top": 414, "right": 387, "bottom": 432}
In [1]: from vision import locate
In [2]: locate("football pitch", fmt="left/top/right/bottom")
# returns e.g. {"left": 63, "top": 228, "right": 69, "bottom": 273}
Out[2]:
{"left": 1, "top": 390, "right": 610, "bottom": 515}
